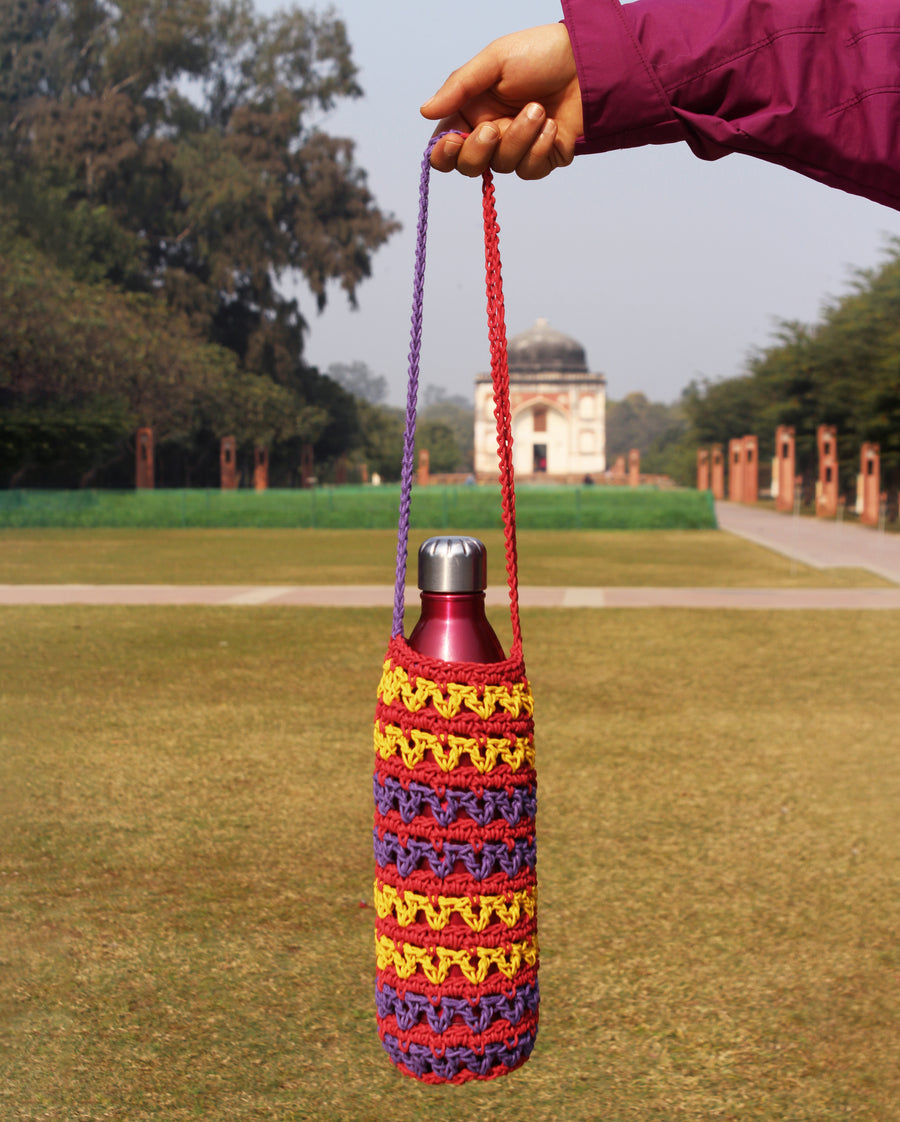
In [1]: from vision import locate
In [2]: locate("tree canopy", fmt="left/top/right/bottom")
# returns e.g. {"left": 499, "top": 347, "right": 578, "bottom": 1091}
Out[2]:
{"left": 0, "top": 0, "right": 399, "bottom": 486}
{"left": 650, "top": 240, "right": 900, "bottom": 489}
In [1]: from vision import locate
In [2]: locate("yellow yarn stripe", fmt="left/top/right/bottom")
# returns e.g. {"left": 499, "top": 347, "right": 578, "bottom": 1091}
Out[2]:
{"left": 375, "top": 932, "right": 539, "bottom": 985}
{"left": 374, "top": 723, "right": 534, "bottom": 774}
{"left": 374, "top": 882, "right": 537, "bottom": 932}
{"left": 378, "top": 662, "right": 534, "bottom": 720}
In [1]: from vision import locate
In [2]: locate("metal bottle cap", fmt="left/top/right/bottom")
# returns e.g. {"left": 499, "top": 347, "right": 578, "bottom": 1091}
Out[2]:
{"left": 417, "top": 536, "right": 488, "bottom": 593}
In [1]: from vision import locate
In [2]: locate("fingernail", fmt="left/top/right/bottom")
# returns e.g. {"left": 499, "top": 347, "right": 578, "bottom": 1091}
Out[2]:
{"left": 526, "top": 102, "right": 545, "bottom": 122}
{"left": 477, "top": 124, "right": 500, "bottom": 143}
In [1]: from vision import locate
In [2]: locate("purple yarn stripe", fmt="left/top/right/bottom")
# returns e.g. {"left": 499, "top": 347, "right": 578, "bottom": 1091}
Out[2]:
{"left": 376, "top": 980, "right": 540, "bottom": 1034}
{"left": 373, "top": 829, "right": 536, "bottom": 880}
{"left": 374, "top": 774, "right": 537, "bottom": 827}
{"left": 392, "top": 134, "right": 451, "bottom": 637}
{"left": 379, "top": 1029, "right": 537, "bottom": 1081}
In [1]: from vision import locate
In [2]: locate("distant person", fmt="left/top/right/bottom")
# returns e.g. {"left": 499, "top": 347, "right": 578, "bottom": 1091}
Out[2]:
{"left": 422, "top": 0, "right": 900, "bottom": 211}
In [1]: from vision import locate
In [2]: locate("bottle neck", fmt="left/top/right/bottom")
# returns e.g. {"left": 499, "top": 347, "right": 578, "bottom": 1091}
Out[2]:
{"left": 407, "top": 591, "right": 505, "bottom": 663}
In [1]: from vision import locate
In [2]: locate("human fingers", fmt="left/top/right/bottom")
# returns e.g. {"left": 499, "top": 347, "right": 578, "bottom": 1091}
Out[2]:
{"left": 453, "top": 122, "right": 504, "bottom": 177}
{"left": 514, "top": 118, "right": 578, "bottom": 180}
{"left": 489, "top": 102, "right": 547, "bottom": 174}
{"left": 429, "top": 126, "right": 468, "bottom": 173}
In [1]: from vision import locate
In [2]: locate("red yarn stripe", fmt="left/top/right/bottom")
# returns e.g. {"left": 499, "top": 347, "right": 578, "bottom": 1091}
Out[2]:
{"left": 375, "top": 865, "right": 536, "bottom": 901}
{"left": 378, "top": 1012, "right": 539, "bottom": 1052}
{"left": 377, "top": 962, "right": 539, "bottom": 1002}
{"left": 374, "top": 809, "right": 535, "bottom": 844}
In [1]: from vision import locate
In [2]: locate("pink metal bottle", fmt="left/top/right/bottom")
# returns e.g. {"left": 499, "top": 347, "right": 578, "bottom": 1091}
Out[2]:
{"left": 407, "top": 536, "right": 505, "bottom": 663}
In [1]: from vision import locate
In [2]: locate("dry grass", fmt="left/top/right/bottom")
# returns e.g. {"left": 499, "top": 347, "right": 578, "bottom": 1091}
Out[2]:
{"left": 2, "top": 606, "right": 899, "bottom": 1120}
{"left": 0, "top": 527, "right": 889, "bottom": 588}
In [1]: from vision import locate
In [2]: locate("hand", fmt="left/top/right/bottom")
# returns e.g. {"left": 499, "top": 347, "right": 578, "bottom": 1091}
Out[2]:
{"left": 420, "top": 24, "right": 583, "bottom": 180}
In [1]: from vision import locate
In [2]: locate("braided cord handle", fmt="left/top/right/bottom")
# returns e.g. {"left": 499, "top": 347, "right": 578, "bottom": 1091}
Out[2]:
{"left": 391, "top": 136, "right": 522, "bottom": 656}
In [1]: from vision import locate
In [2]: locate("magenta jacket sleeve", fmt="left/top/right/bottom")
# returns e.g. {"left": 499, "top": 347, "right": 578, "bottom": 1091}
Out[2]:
{"left": 560, "top": 0, "right": 900, "bottom": 210}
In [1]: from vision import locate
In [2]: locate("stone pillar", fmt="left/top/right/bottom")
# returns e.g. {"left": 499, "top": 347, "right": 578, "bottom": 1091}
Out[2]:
{"left": 697, "top": 448, "right": 710, "bottom": 491}
{"left": 743, "top": 435, "right": 759, "bottom": 504}
{"left": 728, "top": 438, "right": 745, "bottom": 502}
{"left": 418, "top": 448, "right": 430, "bottom": 487}
{"left": 220, "top": 436, "right": 237, "bottom": 490}
{"left": 774, "top": 425, "right": 796, "bottom": 512}
{"left": 253, "top": 445, "right": 269, "bottom": 492}
{"left": 135, "top": 427, "right": 154, "bottom": 490}
{"left": 336, "top": 456, "right": 348, "bottom": 486}
{"left": 360, "top": 462, "right": 369, "bottom": 484}
{"left": 628, "top": 448, "right": 640, "bottom": 487}
{"left": 710, "top": 444, "right": 724, "bottom": 499}
{"left": 859, "top": 442, "right": 881, "bottom": 526}
{"left": 816, "top": 425, "right": 838, "bottom": 518}
{"left": 611, "top": 454, "right": 626, "bottom": 483}
{"left": 300, "top": 444, "right": 314, "bottom": 488}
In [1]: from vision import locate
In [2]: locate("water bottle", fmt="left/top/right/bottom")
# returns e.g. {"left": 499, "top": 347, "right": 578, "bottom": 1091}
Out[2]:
{"left": 407, "top": 536, "right": 505, "bottom": 663}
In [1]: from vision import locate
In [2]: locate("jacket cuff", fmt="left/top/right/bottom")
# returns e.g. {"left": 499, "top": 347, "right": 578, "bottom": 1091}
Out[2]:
{"left": 560, "top": 0, "right": 686, "bottom": 153}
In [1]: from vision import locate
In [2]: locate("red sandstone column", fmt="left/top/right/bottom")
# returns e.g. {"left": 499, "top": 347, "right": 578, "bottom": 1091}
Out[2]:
{"left": 743, "top": 435, "right": 759, "bottom": 504}
{"left": 253, "top": 445, "right": 269, "bottom": 492}
{"left": 628, "top": 448, "right": 640, "bottom": 487}
{"left": 775, "top": 425, "right": 796, "bottom": 512}
{"left": 418, "top": 448, "right": 430, "bottom": 487}
{"left": 697, "top": 448, "right": 710, "bottom": 491}
{"left": 860, "top": 442, "right": 881, "bottom": 526}
{"left": 611, "top": 454, "right": 626, "bottom": 483}
{"left": 711, "top": 444, "right": 724, "bottom": 499}
{"left": 816, "top": 425, "right": 838, "bottom": 517}
{"left": 336, "top": 456, "right": 348, "bottom": 486}
{"left": 220, "top": 436, "right": 237, "bottom": 490}
{"left": 728, "top": 438, "right": 745, "bottom": 502}
{"left": 135, "top": 427, "right": 154, "bottom": 489}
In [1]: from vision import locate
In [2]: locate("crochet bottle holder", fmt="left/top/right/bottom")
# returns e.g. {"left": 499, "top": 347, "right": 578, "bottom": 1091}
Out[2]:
{"left": 373, "top": 136, "right": 538, "bottom": 1084}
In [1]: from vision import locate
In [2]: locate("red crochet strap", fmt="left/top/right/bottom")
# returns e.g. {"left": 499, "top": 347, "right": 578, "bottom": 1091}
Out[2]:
{"left": 481, "top": 170, "right": 522, "bottom": 657}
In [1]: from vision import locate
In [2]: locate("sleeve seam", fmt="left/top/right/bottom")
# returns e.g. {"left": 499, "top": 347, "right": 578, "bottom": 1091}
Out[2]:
{"left": 827, "top": 85, "right": 900, "bottom": 117}
{"left": 613, "top": 0, "right": 680, "bottom": 124}
{"left": 847, "top": 27, "right": 900, "bottom": 45}
{"left": 661, "top": 26, "right": 824, "bottom": 96}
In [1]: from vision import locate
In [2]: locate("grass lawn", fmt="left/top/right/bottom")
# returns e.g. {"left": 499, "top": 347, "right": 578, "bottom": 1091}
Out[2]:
{"left": 0, "top": 485, "right": 716, "bottom": 531}
{"left": 2, "top": 606, "right": 899, "bottom": 1120}
{"left": 0, "top": 527, "right": 890, "bottom": 588}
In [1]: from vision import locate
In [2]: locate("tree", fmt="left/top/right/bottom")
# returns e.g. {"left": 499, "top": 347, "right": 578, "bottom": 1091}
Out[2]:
{"left": 0, "top": 232, "right": 305, "bottom": 484}
{"left": 0, "top": 0, "right": 399, "bottom": 484}
{"left": 416, "top": 420, "right": 462, "bottom": 474}
{"left": 421, "top": 385, "right": 475, "bottom": 471}
{"left": 606, "top": 392, "right": 685, "bottom": 461}
{"left": 672, "top": 239, "right": 900, "bottom": 490}
{"left": 356, "top": 399, "right": 405, "bottom": 481}
{"left": 327, "top": 361, "right": 388, "bottom": 405}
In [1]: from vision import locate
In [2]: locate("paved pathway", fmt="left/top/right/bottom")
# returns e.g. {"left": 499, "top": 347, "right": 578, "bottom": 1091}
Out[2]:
{"left": 2, "top": 582, "right": 900, "bottom": 608}
{"left": 2, "top": 503, "right": 898, "bottom": 608}
{"left": 715, "top": 500, "right": 900, "bottom": 582}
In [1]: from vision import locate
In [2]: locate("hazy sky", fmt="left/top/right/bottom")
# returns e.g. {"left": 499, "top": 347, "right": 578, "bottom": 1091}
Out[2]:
{"left": 260, "top": 0, "right": 900, "bottom": 406}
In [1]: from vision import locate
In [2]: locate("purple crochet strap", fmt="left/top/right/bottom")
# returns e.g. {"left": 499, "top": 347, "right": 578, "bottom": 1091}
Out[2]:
{"left": 391, "top": 133, "right": 450, "bottom": 636}
{"left": 392, "top": 134, "right": 521, "bottom": 649}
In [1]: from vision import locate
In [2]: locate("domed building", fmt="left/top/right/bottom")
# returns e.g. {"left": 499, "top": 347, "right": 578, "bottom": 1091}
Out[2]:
{"left": 474, "top": 318, "right": 607, "bottom": 480}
